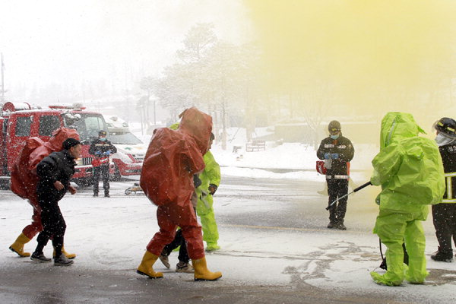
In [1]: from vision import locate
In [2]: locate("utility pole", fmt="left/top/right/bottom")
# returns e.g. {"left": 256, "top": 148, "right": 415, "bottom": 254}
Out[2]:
{"left": 1, "top": 53, "right": 5, "bottom": 106}
{"left": 153, "top": 97, "right": 156, "bottom": 126}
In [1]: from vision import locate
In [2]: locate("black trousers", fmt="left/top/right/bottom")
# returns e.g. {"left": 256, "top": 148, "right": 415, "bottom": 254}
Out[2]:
{"left": 161, "top": 229, "right": 189, "bottom": 263}
{"left": 327, "top": 178, "right": 349, "bottom": 224}
{"left": 36, "top": 198, "right": 66, "bottom": 257}
{"left": 432, "top": 203, "right": 456, "bottom": 253}
{"left": 93, "top": 165, "right": 110, "bottom": 195}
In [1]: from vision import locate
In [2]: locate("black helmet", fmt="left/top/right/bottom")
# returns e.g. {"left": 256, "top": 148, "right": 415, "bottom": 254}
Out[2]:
{"left": 99, "top": 130, "right": 107, "bottom": 136}
{"left": 434, "top": 117, "right": 456, "bottom": 138}
{"left": 328, "top": 120, "right": 341, "bottom": 134}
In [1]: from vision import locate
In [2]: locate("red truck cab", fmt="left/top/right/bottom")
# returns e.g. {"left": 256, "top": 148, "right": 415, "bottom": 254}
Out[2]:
{"left": 0, "top": 102, "right": 109, "bottom": 188}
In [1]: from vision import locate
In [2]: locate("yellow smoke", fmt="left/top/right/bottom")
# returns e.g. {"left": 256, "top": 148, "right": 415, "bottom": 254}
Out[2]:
{"left": 244, "top": 0, "right": 456, "bottom": 127}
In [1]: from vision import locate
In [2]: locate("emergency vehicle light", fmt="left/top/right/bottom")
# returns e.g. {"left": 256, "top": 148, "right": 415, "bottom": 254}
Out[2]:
{"left": 48, "top": 103, "right": 86, "bottom": 111}
{"left": 2, "top": 102, "right": 32, "bottom": 112}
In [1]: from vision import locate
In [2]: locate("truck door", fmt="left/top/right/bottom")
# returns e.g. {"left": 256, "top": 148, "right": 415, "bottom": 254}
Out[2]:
{"left": 37, "top": 114, "right": 61, "bottom": 138}
{"left": 62, "top": 112, "right": 108, "bottom": 178}
{"left": 5, "top": 113, "right": 63, "bottom": 175}
{"left": 5, "top": 114, "right": 34, "bottom": 174}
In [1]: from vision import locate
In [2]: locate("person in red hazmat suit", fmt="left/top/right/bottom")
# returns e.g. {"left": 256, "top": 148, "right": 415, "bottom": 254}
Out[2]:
{"left": 9, "top": 128, "right": 79, "bottom": 259}
{"left": 369, "top": 112, "right": 445, "bottom": 286}
{"left": 137, "top": 107, "right": 222, "bottom": 281}
{"left": 162, "top": 128, "right": 222, "bottom": 253}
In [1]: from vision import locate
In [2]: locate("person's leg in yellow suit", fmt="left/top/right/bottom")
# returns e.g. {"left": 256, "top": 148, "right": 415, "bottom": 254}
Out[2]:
{"left": 371, "top": 211, "right": 428, "bottom": 286}
{"left": 196, "top": 192, "right": 220, "bottom": 251}
{"left": 404, "top": 219, "right": 428, "bottom": 284}
{"left": 371, "top": 212, "right": 408, "bottom": 286}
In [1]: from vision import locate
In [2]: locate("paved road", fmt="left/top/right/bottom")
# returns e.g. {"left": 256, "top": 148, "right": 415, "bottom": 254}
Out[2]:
{"left": 1, "top": 175, "right": 455, "bottom": 303}
{"left": 1, "top": 267, "right": 401, "bottom": 304}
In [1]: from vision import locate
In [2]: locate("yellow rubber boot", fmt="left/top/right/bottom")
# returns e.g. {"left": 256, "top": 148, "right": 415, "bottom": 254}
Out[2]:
{"left": 137, "top": 251, "right": 163, "bottom": 279}
{"left": 53, "top": 246, "right": 76, "bottom": 259}
{"left": 9, "top": 233, "right": 31, "bottom": 257}
{"left": 193, "top": 257, "right": 222, "bottom": 281}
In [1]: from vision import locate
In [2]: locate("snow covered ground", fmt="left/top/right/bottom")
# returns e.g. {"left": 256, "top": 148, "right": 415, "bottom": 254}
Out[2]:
{"left": 1, "top": 134, "right": 456, "bottom": 303}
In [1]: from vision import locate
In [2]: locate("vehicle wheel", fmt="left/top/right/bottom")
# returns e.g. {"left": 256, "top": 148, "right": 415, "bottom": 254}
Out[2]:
{"left": 125, "top": 189, "right": 132, "bottom": 195}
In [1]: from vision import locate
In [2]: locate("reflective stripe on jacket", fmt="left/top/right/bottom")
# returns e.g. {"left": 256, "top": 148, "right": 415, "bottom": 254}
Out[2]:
{"left": 443, "top": 172, "right": 456, "bottom": 203}
{"left": 439, "top": 143, "right": 456, "bottom": 203}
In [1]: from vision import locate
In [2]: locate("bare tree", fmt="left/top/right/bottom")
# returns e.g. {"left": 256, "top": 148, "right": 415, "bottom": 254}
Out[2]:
{"left": 177, "top": 23, "right": 217, "bottom": 63}
{"left": 142, "top": 23, "right": 265, "bottom": 149}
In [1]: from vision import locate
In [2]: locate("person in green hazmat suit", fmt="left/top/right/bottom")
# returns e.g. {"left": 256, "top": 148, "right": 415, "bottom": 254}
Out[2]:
{"left": 369, "top": 112, "right": 445, "bottom": 286}
{"left": 195, "top": 133, "right": 221, "bottom": 251}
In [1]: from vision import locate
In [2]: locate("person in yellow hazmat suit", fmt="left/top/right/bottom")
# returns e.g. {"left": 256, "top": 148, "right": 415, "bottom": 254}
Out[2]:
{"left": 195, "top": 133, "right": 221, "bottom": 251}
{"left": 370, "top": 112, "right": 445, "bottom": 286}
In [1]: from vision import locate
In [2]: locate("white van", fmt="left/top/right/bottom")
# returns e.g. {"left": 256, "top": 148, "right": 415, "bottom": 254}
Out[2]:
{"left": 104, "top": 116, "right": 146, "bottom": 179}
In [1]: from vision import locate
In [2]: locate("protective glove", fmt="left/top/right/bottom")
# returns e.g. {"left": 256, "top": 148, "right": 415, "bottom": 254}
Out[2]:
{"left": 324, "top": 153, "right": 331, "bottom": 159}
{"left": 331, "top": 153, "right": 339, "bottom": 159}
{"left": 103, "top": 150, "right": 111, "bottom": 156}
{"left": 95, "top": 151, "right": 102, "bottom": 156}
{"left": 208, "top": 184, "right": 218, "bottom": 195}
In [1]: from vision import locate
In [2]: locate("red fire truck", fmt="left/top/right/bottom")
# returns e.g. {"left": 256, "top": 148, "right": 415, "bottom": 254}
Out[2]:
{"left": 0, "top": 102, "right": 110, "bottom": 188}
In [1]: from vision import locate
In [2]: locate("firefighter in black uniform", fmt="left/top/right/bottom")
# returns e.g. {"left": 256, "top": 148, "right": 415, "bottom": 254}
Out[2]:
{"left": 432, "top": 117, "right": 456, "bottom": 262}
{"left": 317, "top": 120, "right": 355, "bottom": 230}
{"left": 89, "top": 130, "right": 117, "bottom": 197}
{"left": 31, "top": 138, "right": 81, "bottom": 266}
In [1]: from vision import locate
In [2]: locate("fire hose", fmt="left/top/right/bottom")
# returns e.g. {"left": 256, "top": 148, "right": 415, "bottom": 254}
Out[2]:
{"left": 325, "top": 181, "right": 372, "bottom": 210}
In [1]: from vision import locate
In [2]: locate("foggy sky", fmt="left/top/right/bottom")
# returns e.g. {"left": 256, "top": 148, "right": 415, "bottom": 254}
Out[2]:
{"left": 244, "top": 0, "right": 456, "bottom": 130}
{"left": 0, "top": 0, "right": 248, "bottom": 99}
{"left": 3, "top": 0, "right": 456, "bottom": 132}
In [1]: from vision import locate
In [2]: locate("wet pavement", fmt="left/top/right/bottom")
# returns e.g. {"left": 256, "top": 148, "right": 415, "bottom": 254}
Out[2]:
{"left": 1, "top": 175, "right": 455, "bottom": 303}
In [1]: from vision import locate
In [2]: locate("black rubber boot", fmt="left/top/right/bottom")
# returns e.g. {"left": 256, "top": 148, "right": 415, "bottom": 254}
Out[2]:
{"left": 335, "top": 220, "right": 347, "bottom": 230}
{"left": 431, "top": 249, "right": 453, "bottom": 262}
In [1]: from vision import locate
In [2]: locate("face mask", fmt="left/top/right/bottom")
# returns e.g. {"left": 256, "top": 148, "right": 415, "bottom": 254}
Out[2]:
{"left": 330, "top": 134, "right": 339, "bottom": 140}
{"left": 435, "top": 133, "right": 453, "bottom": 146}
{"left": 100, "top": 137, "right": 107, "bottom": 141}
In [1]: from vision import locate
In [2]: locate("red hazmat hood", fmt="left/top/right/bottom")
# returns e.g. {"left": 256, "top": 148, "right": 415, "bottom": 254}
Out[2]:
{"left": 140, "top": 107, "right": 212, "bottom": 206}
{"left": 10, "top": 128, "right": 80, "bottom": 200}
